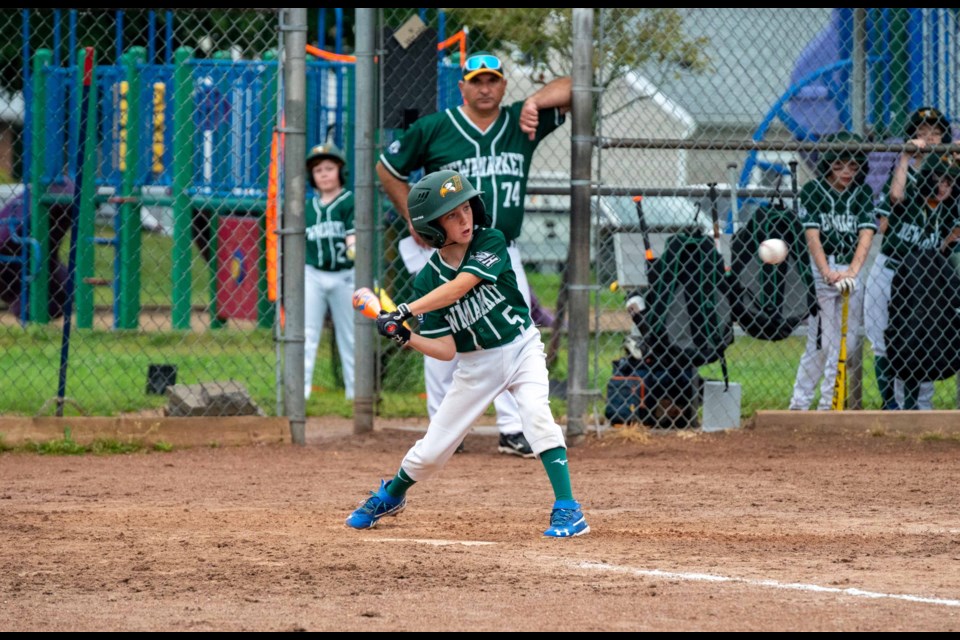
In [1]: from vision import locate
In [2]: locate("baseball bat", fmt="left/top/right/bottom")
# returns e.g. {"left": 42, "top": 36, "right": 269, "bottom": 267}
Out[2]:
{"left": 633, "top": 195, "right": 654, "bottom": 267}
{"left": 56, "top": 47, "right": 94, "bottom": 417}
{"left": 708, "top": 182, "right": 729, "bottom": 272}
{"left": 352, "top": 286, "right": 381, "bottom": 320}
{"left": 831, "top": 288, "right": 849, "bottom": 411}
{"left": 374, "top": 284, "right": 412, "bottom": 329}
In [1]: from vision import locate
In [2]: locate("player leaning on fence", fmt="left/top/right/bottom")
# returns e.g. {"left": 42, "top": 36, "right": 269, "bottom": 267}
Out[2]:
{"left": 865, "top": 147, "right": 960, "bottom": 410}
{"left": 789, "top": 133, "right": 876, "bottom": 411}
{"left": 345, "top": 170, "right": 589, "bottom": 538}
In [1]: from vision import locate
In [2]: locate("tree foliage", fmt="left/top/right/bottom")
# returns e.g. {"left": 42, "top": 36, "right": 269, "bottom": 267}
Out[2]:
{"left": 443, "top": 8, "right": 710, "bottom": 116}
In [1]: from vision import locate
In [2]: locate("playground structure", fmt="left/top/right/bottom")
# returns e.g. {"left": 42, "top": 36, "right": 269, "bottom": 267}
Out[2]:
{"left": 8, "top": 8, "right": 469, "bottom": 331}
{"left": 23, "top": 46, "right": 293, "bottom": 331}
{"left": 741, "top": 8, "right": 959, "bottom": 217}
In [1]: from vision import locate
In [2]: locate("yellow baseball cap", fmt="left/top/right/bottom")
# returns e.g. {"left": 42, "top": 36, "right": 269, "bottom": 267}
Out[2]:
{"left": 462, "top": 51, "right": 504, "bottom": 81}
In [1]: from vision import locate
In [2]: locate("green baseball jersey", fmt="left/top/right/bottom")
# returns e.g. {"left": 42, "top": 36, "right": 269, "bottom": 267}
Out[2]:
{"left": 797, "top": 178, "right": 877, "bottom": 263}
{"left": 305, "top": 190, "right": 355, "bottom": 271}
{"left": 875, "top": 163, "right": 922, "bottom": 219}
{"left": 380, "top": 102, "right": 565, "bottom": 242}
{"left": 880, "top": 188, "right": 960, "bottom": 260}
{"left": 413, "top": 227, "right": 532, "bottom": 352}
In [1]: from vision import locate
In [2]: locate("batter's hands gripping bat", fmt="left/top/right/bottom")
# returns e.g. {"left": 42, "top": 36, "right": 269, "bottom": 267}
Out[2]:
{"left": 353, "top": 287, "right": 412, "bottom": 345}
{"left": 831, "top": 288, "right": 849, "bottom": 411}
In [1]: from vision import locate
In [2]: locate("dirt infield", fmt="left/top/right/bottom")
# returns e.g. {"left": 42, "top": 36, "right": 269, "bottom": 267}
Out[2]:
{"left": 2, "top": 418, "right": 959, "bottom": 632}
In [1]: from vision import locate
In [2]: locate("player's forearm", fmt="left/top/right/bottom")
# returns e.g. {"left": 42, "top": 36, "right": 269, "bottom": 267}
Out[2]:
{"left": 889, "top": 155, "right": 910, "bottom": 203}
{"left": 849, "top": 228, "right": 874, "bottom": 276}
{"left": 376, "top": 162, "right": 412, "bottom": 221}
{"left": 804, "top": 229, "right": 830, "bottom": 276}
{"left": 526, "top": 76, "right": 572, "bottom": 114}
{"left": 408, "top": 273, "right": 480, "bottom": 316}
{"left": 407, "top": 333, "right": 456, "bottom": 361}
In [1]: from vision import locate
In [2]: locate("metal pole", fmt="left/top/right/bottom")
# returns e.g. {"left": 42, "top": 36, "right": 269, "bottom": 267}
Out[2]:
{"left": 850, "top": 8, "right": 867, "bottom": 408}
{"left": 566, "top": 8, "right": 594, "bottom": 441}
{"left": 353, "top": 9, "right": 377, "bottom": 434}
{"left": 282, "top": 8, "right": 308, "bottom": 445}
{"left": 852, "top": 8, "right": 867, "bottom": 136}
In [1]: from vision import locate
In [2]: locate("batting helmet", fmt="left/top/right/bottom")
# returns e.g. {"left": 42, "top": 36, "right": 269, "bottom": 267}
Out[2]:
{"left": 817, "top": 131, "right": 868, "bottom": 181}
{"left": 406, "top": 170, "right": 489, "bottom": 249}
{"left": 905, "top": 106, "right": 952, "bottom": 143}
{"left": 918, "top": 153, "right": 960, "bottom": 197}
{"left": 306, "top": 143, "right": 347, "bottom": 188}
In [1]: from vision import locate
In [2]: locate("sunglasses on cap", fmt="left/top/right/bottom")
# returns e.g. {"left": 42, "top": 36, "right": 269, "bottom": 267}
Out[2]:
{"left": 462, "top": 53, "right": 503, "bottom": 80}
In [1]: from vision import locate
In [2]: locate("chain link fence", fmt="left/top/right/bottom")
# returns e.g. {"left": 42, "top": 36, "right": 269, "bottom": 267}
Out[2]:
{"left": 2, "top": 9, "right": 959, "bottom": 427}
{"left": 0, "top": 9, "right": 286, "bottom": 417}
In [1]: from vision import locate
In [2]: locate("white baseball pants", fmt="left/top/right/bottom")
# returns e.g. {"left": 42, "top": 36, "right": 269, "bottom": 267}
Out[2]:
{"left": 423, "top": 245, "right": 532, "bottom": 434}
{"left": 789, "top": 258, "right": 864, "bottom": 410}
{"left": 401, "top": 326, "right": 567, "bottom": 481}
{"left": 304, "top": 265, "right": 355, "bottom": 400}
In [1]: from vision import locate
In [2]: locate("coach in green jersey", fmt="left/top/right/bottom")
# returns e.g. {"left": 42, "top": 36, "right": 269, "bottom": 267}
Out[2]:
{"left": 378, "top": 51, "right": 570, "bottom": 247}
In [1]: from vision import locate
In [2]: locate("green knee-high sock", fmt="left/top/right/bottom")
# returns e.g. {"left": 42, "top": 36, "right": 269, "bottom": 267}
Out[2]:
{"left": 875, "top": 356, "right": 897, "bottom": 408}
{"left": 540, "top": 447, "right": 574, "bottom": 502}
{"left": 385, "top": 468, "right": 416, "bottom": 499}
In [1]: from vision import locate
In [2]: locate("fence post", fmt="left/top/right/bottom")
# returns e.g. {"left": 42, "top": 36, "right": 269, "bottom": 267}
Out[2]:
{"left": 566, "top": 8, "right": 595, "bottom": 440}
{"left": 281, "top": 8, "right": 308, "bottom": 444}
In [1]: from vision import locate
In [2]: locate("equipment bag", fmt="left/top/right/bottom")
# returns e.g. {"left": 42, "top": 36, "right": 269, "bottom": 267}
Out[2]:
{"left": 604, "top": 355, "right": 702, "bottom": 429}
{"left": 640, "top": 231, "right": 734, "bottom": 379}
{"left": 728, "top": 202, "right": 816, "bottom": 340}
{"left": 886, "top": 249, "right": 960, "bottom": 383}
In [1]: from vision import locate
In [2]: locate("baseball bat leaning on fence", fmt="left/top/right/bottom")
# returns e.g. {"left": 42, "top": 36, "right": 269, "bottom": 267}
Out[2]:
{"left": 708, "top": 182, "right": 729, "bottom": 272}
{"left": 831, "top": 288, "right": 849, "bottom": 411}
{"left": 56, "top": 47, "right": 94, "bottom": 417}
{"left": 634, "top": 195, "right": 655, "bottom": 271}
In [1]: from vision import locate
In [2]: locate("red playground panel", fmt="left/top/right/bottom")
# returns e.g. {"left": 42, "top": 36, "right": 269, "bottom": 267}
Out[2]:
{"left": 216, "top": 215, "right": 261, "bottom": 321}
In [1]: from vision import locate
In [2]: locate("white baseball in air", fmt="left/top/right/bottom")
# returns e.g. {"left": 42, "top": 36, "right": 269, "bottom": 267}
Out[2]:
{"left": 758, "top": 238, "right": 789, "bottom": 265}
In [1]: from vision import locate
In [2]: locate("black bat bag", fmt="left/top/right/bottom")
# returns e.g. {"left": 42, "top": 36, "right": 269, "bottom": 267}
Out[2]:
{"left": 728, "top": 202, "right": 817, "bottom": 341}
{"left": 641, "top": 231, "right": 734, "bottom": 373}
{"left": 885, "top": 249, "right": 960, "bottom": 383}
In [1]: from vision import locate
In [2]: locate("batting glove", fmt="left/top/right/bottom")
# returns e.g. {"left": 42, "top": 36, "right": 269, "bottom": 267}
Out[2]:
{"left": 395, "top": 302, "right": 413, "bottom": 322}
{"left": 834, "top": 277, "right": 857, "bottom": 294}
{"left": 377, "top": 312, "right": 411, "bottom": 346}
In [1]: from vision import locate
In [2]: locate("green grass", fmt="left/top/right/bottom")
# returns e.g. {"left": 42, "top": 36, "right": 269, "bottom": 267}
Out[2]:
{"left": 81, "top": 225, "right": 214, "bottom": 308}
{"left": 0, "top": 324, "right": 277, "bottom": 416}
{"left": 7, "top": 231, "right": 959, "bottom": 419}
{"left": 10, "top": 427, "right": 168, "bottom": 455}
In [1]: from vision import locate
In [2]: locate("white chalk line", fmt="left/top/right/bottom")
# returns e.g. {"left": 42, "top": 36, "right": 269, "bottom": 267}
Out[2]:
{"left": 364, "top": 538, "right": 960, "bottom": 608}
{"left": 366, "top": 538, "right": 496, "bottom": 547}
{"left": 571, "top": 561, "right": 960, "bottom": 608}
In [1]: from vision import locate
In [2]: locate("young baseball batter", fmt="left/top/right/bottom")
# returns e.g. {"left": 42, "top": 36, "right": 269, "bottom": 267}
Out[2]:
{"left": 345, "top": 169, "right": 589, "bottom": 538}
{"left": 789, "top": 132, "right": 877, "bottom": 410}
{"left": 303, "top": 143, "right": 356, "bottom": 401}
{"left": 376, "top": 50, "right": 572, "bottom": 457}
{"left": 865, "top": 153, "right": 960, "bottom": 409}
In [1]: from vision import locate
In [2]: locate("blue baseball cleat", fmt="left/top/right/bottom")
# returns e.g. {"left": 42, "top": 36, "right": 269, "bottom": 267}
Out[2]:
{"left": 543, "top": 500, "right": 590, "bottom": 538}
{"left": 345, "top": 479, "right": 407, "bottom": 529}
